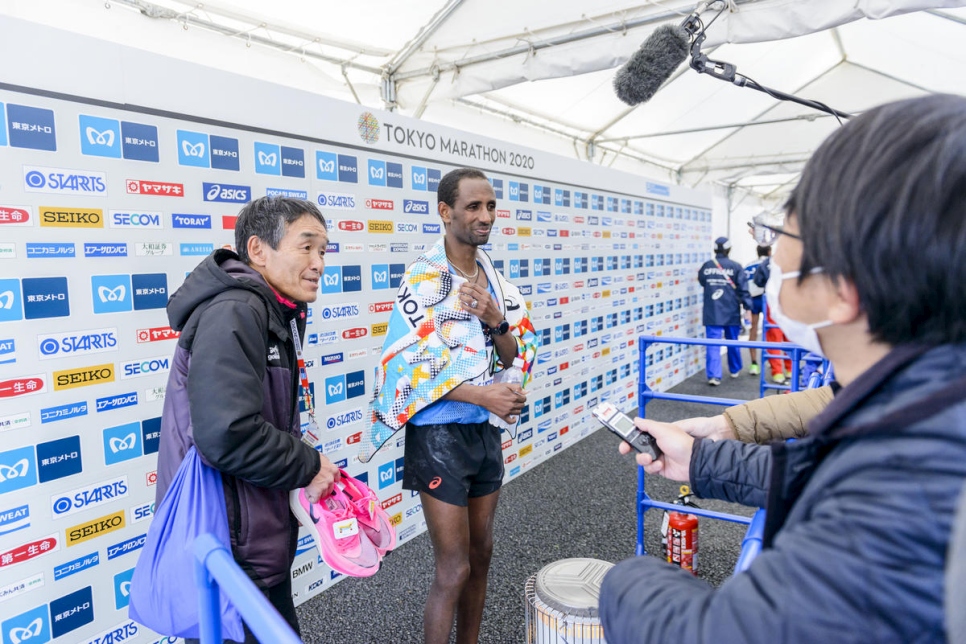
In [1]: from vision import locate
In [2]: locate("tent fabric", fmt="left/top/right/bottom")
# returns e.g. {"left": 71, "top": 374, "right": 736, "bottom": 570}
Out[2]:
{"left": 5, "top": 0, "right": 966, "bottom": 208}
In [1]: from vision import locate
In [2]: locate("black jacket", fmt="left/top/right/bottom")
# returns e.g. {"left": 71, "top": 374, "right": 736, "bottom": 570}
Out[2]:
{"left": 601, "top": 343, "right": 966, "bottom": 643}
{"left": 155, "top": 249, "right": 320, "bottom": 587}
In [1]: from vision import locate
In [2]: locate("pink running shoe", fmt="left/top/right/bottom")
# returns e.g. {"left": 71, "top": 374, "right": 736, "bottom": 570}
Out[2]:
{"left": 290, "top": 487, "right": 380, "bottom": 577}
{"left": 338, "top": 469, "right": 397, "bottom": 556}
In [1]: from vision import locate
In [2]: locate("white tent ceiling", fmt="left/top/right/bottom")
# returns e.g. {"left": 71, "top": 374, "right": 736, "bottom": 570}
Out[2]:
{"left": 4, "top": 0, "right": 966, "bottom": 209}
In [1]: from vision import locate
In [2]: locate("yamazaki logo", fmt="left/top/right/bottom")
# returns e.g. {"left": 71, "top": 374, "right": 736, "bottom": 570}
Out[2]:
{"left": 368, "top": 302, "right": 394, "bottom": 314}
{"left": 342, "top": 327, "right": 368, "bottom": 339}
{"left": 338, "top": 220, "right": 364, "bottom": 232}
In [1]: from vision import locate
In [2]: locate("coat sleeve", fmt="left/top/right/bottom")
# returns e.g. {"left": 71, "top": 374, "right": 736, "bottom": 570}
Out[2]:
{"left": 187, "top": 297, "right": 320, "bottom": 489}
{"left": 723, "top": 386, "right": 834, "bottom": 443}
{"left": 601, "top": 446, "right": 951, "bottom": 644}
{"left": 689, "top": 438, "right": 770, "bottom": 508}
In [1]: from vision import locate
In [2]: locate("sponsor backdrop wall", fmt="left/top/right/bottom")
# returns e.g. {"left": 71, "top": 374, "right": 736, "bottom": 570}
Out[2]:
{"left": 0, "top": 16, "right": 709, "bottom": 644}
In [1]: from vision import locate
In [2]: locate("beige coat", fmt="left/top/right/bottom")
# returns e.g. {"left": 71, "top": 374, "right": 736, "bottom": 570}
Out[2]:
{"left": 723, "top": 386, "right": 834, "bottom": 443}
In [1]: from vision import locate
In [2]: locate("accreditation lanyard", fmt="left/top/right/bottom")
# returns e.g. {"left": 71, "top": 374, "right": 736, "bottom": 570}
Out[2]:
{"left": 289, "top": 318, "right": 320, "bottom": 447}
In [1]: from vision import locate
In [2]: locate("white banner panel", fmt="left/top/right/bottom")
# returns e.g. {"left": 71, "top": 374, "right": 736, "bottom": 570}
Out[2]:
{"left": 0, "top": 15, "right": 709, "bottom": 639}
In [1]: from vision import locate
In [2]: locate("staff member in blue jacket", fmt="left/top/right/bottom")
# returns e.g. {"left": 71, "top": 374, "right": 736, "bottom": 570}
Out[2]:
{"left": 697, "top": 237, "right": 752, "bottom": 385}
{"left": 601, "top": 94, "right": 966, "bottom": 644}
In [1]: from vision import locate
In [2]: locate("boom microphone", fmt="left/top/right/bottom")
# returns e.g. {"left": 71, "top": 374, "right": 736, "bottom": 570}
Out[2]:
{"left": 613, "top": 24, "right": 690, "bottom": 106}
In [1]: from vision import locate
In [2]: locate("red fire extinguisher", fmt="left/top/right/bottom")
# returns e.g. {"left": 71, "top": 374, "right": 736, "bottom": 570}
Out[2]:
{"left": 666, "top": 503, "right": 699, "bottom": 575}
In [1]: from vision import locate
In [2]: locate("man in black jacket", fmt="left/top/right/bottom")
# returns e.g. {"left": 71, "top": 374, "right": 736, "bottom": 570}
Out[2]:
{"left": 156, "top": 197, "right": 340, "bottom": 642}
{"left": 603, "top": 95, "right": 966, "bottom": 642}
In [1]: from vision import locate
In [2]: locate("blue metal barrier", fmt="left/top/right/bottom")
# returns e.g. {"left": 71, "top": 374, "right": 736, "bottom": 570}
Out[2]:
{"left": 193, "top": 532, "right": 302, "bottom": 644}
{"left": 634, "top": 335, "right": 830, "bottom": 573}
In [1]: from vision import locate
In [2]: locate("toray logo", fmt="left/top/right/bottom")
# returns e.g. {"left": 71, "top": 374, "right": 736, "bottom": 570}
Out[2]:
{"left": 203, "top": 182, "right": 250, "bottom": 203}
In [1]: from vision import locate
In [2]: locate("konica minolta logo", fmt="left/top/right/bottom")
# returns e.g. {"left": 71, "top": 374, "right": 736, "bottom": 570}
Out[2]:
{"left": 403, "top": 199, "right": 429, "bottom": 214}
{"left": 203, "top": 182, "right": 250, "bottom": 203}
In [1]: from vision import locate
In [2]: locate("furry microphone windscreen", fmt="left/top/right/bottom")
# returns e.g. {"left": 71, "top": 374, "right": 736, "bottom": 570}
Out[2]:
{"left": 613, "top": 24, "right": 691, "bottom": 106}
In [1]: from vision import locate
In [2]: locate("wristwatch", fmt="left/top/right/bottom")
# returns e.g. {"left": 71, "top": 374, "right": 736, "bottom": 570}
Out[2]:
{"left": 485, "top": 319, "right": 510, "bottom": 337}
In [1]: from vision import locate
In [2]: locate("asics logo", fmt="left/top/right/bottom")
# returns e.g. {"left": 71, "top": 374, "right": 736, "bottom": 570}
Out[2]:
{"left": 86, "top": 127, "right": 114, "bottom": 147}
{"left": 182, "top": 141, "right": 205, "bottom": 157}
{"left": 258, "top": 151, "right": 277, "bottom": 166}
{"left": 98, "top": 285, "right": 126, "bottom": 302}
{"left": 428, "top": 476, "right": 442, "bottom": 490}
{"left": 370, "top": 167, "right": 384, "bottom": 179}
{"left": 327, "top": 382, "right": 343, "bottom": 396}
{"left": 0, "top": 459, "right": 29, "bottom": 482}
{"left": 711, "top": 288, "right": 723, "bottom": 301}
{"left": 0, "top": 290, "right": 14, "bottom": 309}
{"left": 323, "top": 273, "right": 340, "bottom": 286}
{"left": 373, "top": 271, "right": 387, "bottom": 283}
{"left": 319, "top": 159, "right": 335, "bottom": 173}
{"left": 120, "top": 581, "right": 131, "bottom": 597}
{"left": 9, "top": 618, "right": 43, "bottom": 644}
{"left": 109, "top": 433, "right": 137, "bottom": 453}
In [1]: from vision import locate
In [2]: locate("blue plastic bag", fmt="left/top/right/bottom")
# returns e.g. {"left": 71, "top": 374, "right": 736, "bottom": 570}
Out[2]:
{"left": 128, "top": 446, "right": 245, "bottom": 641}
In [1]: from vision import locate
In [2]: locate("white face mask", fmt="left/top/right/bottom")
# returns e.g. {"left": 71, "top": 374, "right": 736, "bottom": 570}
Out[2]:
{"left": 765, "top": 259, "right": 832, "bottom": 357}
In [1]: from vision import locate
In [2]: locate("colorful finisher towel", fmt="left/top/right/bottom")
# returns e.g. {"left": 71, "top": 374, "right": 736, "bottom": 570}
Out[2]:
{"left": 361, "top": 237, "right": 537, "bottom": 463}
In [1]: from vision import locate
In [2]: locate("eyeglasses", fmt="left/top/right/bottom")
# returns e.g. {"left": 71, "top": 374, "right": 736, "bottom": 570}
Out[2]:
{"left": 748, "top": 220, "right": 802, "bottom": 246}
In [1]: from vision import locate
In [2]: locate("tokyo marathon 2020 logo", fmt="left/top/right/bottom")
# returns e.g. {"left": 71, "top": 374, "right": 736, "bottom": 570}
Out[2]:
{"left": 357, "top": 112, "right": 379, "bottom": 145}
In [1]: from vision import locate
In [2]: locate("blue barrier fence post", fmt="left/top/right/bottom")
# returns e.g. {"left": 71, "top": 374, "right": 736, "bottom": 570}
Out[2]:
{"left": 193, "top": 532, "right": 302, "bottom": 644}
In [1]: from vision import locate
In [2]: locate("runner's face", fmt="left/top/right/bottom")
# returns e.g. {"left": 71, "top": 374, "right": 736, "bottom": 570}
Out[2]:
{"left": 256, "top": 214, "right": 328, "bottom": 303}
{"left": 440, "top": 177, "right": 497, "bottom": 247}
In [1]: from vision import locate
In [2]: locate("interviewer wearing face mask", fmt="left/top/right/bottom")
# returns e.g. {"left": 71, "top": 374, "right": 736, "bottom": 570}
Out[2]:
{"left": 599, "top": 94, "right": 966, "bottom": 644}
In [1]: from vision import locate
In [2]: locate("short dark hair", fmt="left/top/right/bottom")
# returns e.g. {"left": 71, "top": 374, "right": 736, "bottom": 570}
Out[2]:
{"left": 438, "top": 168, "right": 488, "bottom": 207}
{"left": 787, "top": 94, "right": 966, "bottom": 346}
{"left": 234, "top": 197, "right": 326, "bottom": 264}
{"left": 757, "top": 245, "right": 771, "bottom": 258}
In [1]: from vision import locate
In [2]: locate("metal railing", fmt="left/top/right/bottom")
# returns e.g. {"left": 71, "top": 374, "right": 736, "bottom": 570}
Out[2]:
{"left": 193, "top": 532, "right": 302, "bottom": 644}
{"left": 635, "top": 335, "right": 830, "bottom": 575}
